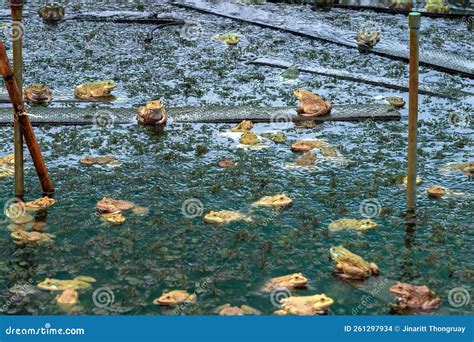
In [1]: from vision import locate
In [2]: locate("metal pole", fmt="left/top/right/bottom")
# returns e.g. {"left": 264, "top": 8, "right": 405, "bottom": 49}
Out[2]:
{"left": 11, "top": 0, "right": 24, "bottom": 198}
{"left": 406, "top": 12, "right": 420, "bottom": 214}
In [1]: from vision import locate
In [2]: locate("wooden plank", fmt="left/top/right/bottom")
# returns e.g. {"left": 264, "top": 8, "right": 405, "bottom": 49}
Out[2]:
{"left": 171, "top": 1, "right": 474, "bottom": 78}
{"left": 0, "top": 105, "right": 400, "bottom": 126}
{"left": 250, "top": 57, "right": 472, "bottom": 98}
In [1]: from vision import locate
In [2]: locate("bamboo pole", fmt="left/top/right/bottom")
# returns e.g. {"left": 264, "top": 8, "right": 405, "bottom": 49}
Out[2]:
{"left": 11, "top": 0, "right": 24, "bottom": 198}
{"left": 406, "top": 12, "right": 420, "bottom": 214}
{"left": 0, "top": 42, "right": 54, "bottom": 194}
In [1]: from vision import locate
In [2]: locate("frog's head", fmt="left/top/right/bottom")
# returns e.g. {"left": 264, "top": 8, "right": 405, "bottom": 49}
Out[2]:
{"left": 360, "top": 219, "right": 378, "bottom": 230}
{"left": 146, "top": 100, "right": 164, "bottom": 110}
{"left": 27, "top": 84, "right": 49, "bottom": 93}
{"left": 157, "top": 293, "right": 177, "bottom": 306}
{"left": 10, "top": 230, "right": 26, "bottom": 241}
{"left": 100, "top": 81, "right": 117, "bottom": 94}
{"left": 37, "top": 278, "right": 60, "bottom": 291}
{"left": 329, "top": 246, "right": 344, "bottom": 260}
{"left": 293, "top": 88, "right": 306, "bottom": 100}
{"left": 287, "top": 273, "right": 308, "bottom": 288}
{"left": 312, "top": 294, "right": 334, "bottom": 311}
{"left": 225, "top": 34, "right": 239, "bottom": 45}
{"left": 389, "top": 282, "right": 411, "bottom": 297}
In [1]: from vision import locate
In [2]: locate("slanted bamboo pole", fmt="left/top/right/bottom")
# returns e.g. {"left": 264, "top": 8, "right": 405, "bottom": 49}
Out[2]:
{"left": 406, "top": 12, "right": 421, "bottom": 214}
{"left": 11, "top": 0, "right": 24, "bottom": 198}
{"left": 0, "top": 41, "right": 54, "bottom": 194}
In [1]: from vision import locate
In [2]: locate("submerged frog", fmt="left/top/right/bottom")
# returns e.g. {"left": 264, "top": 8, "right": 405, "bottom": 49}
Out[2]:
{"left": 320, "top": 145, "right": 338, "bottom": 157}
{"left": 38, "top": 3, "right": 65, "bottom": 22}
{"left": 281, "top": 66, "right": 300, "bottom": 80}
{"left": 295, "top": 151, "right": 316, "bottom": 166}
{"left": 425, "top": 0, "right": 449, "bottom": 13}
{"left": 80, "top": 156, "right": 120, "bottom": 166}
{"left": 75, "top": 81, "right": 117, "bottom": 99}
{"left": 137, "top": 100, "right": 168, "bottom": 126}
{"left": 153, "top": 290, "right": 197, "bottom": 306}
{"left": 24, "top": 197, "right": 56, "bottom": 211}
{"left": 38, "top": 276, "right": 96, "bottom": 291}
{"left": 212, "top": 33, "right": 239, "bottom": 45}
{"left": 389, "top": 0, "right": 414, "bottom": 10}
{"left": 451, "top": 161, "right": 474, "bottom": 175}
{"left": 253, "top": 194, "right": 293, "bottom": 209}
{"left": 96, "top": 197, "right": 134, "bottom": 214}
{"left": 293, "top": 88, "right": 332, "bottom": 117}
{"left": 291, "top": 139, "right": 327, "bottom": 153}
{"left": 215, "top": 304, "right": 261, "bottom": 316}
{"left": 100, "top": 212, "right": 126, "bottom": 224}
{"left": 240, "top": 131, "right": 260, "bottom": 145}
{"left": 204, "top": 210, "right": 253, "bottom": 224}
{"left": 11, "top": 230, "right": 55, "bottom": 245}
{"left": 217, "top": 159, "right": 236, "bottom": 168}
{"left": 356, "top": 30, "right": 381, "bottom": 49}
{"left": 261, "top": 273, "right": 308, "bottom": 293}
{"left": 427, "top": 185, "right": 447, "bottom": 198}
{"left": 385, "top": 96, "right": 405, "bottom": 108}
{"left": 260, "top": 132, "right": 287, "bottom": 143}
{"left": 10, "top": 213, "right": 35, "bottom": 225}
{"left": 231, "top": 120, "right": 253, "bottom": 132}
{"left": 56, "top": 288, "right": 79, "bottom": 306}
{"left": 23, "top": 84, "right": 52, "bottom": 104}
{"left": 389, "top": 282, "right": 441, "bottom": 311}
{"left": 274, "top": 294, "right": 334, "bottom": 316}
{"left": 330, "top": 246, "right": 380, "bottom": 280}
{"left": 329, "top": 218, "right": 378, "bottom": 233}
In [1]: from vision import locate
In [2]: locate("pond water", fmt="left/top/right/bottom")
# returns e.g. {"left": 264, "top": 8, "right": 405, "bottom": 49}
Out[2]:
{"left": 0, "top": 0, "right": 472, "bottom": 315}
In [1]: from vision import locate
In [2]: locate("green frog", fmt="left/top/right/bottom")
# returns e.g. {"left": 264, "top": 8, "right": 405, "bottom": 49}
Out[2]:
{"left": 23, "top": 84, "right": 52, "bottom": 104}
{"left": 329, "top": 246, "right": 380, "bottom": 280}
{"left": 38, "top": 4, "right": 65, "bottom": 22}
{"left": 356, "top": 30, "right": 381, "bottom": 49}
{"left": 240, "top": 131, "right": 260, "bottom": 145}
{"left": 37, "top": 276, "right": 96, "bottom": 291}
{"left": 75, "top": 81, "right": 117, "bottom": 99}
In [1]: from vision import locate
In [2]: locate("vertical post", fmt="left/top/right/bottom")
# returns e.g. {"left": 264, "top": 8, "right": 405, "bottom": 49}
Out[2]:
{"left": 11, "top": 0, "right": 24, "bottom": 198}
{"left": 406, "top": 12, "right": 420, "bottom": 214}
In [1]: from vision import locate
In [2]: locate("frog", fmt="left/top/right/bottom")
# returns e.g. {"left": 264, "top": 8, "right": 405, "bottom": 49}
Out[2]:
{"left": 74, "top": 81, "right": 117, "bottom": 99}
{"left": 389, "top": 282, "right": 441, "bottom": 311}
{"left": 100, "top": 212, "right": 126, "bottom": 224}
{"left": 356, "top": 30, "right": 381, "bottom": 49}
{"left": 295, "top": 120, "right": 318, "bottom": 128}
{"left": 252, "top": 194, "right": 293, "bottom": 209}
{"left": 212, "top": 33, "right": 239, "bottom": 45}
{"left": 274, "top": 294, "right": 334, "bottom": 316}
{"left": 23, "top": 84, "right": 52, "bottom": 104}
{"left": 215, "top": 304, "right": 261, "bottom": 315}
{"left": 402, "top": 176, "right": 423, "bottom": 185}
{"left": 291, "top": 139, "right": 327, "bottom": 153}
{"left": 153, "top": 290, "right": 197, "bottom": 306}
{"left": 0, "top": 154, "right": 15, "bottom": 165}
{"left": 231, "top": 120, "right": 253, "bottom": 132}
{"left": 240, "top": 131, "right": 260, "bottom": 145}
{"left": 328, "top": 218, "right": 378, "bottom": 233}
{"left": 389, "top": 0, "right": 414, "bottom": 10}
{"left": 37, "top": 276, "right": 96, "bottom": 291}
{"left": 427, "top": 185, "right": 447, "bottom": 198}
{"left": 96, "top": 197, "right": 134, "bottom": 214}
{"left": 453, "top": 161, "right": 474, "bottom": 175}
{"left": 295, "top": 151, "right": 316, "bottom": 166}
{"left": 425, "top": 0, "right": 449, "bottom": 13}
{"left": 11, "top": 230, "right": 55, "bottom": 245}
{"left": 38, "top": 3, "right": 65, "bottom": 22}
{"left": 329, "top": 246, "right": 380, "bottom": 280}
{"left": 385, "top": 96, "right": 405, "bottom": 108}
{"left": 10, "top": 213, "right": 35, "bottom": 225}
{"left": 261, "top": 273, "right": 308, "bottom": 293}
{"left": 320, "top": 145, "right": 338, "bottom": 157}
{"left": 80, "top": 156, "right": 120, "bottom": 166}
{"left": 260, "top": 132, "right": 287, "bottom": 143}
{"left": 293, "top": 88, "right": 332, "bottom": 118}
{"left": 204, "top": 210, "right": 253, "bottom": 224}
{"left": 137, "top": 100, "right": 168, "bottom": 126}
{"left": 56, "top": 288, "right": 79, "bottom": 305}
{"left": 217, "top": 159, "right": 236, "bottom": 168}
{"left": 24, "top": 197, "right": 56, "bottom": 211}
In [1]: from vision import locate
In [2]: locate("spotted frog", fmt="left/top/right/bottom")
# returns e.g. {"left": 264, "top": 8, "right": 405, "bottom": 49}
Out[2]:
{"left": 329, "top": 246, "right": 380, "bottom": 280}
{"left": 24, "top": 197, "right": 56, "bottom": 211}
{"left": 153, "top": 290, "right": 197, "bottom": 306}
{"left": 293, "top": 88, "right": 332, "bottom": 117}
{"left": 261, "top": 273, "right": 308, "bottom": 293}
{"left": 37, "top": 276, "right": 96, "bottom": 291}
{"left": 11, "top": 230, "right": 55, "bottom": 245}
{"left": 240, "top": 131, "right": 260, "bottom": 145}
{"left": 274, "top": 294, "right": 334, "bottom": 315}
{"left": 24, "top": 84, "right": 52, "bottom": 104}
{"left": 75, "top": 81, "right": 117, "bottom": 99}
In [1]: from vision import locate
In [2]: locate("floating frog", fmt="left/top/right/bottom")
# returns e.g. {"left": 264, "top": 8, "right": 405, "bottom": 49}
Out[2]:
{"left": 137, "top": 100, "right": 168, "bottom": 126}
{"left": 389, "top": 0, "right": 414, "bottom": 10}
{"left": 274, "top": 294, "right": 334, "bottom": 316}
{"left": 295, "top": 151, "right": 316, "bottom": 166}
{"left": 153, "top": 290, "right": 197, "bottom": 306}
{"left": 425, "top": 0, "right": 449, "bottom": 13}
{"left": 328, "top": 218, "right": 378, "bottom": 233}
{"left": 96, "top": 197, "right": 134, "bottom": 214}
{"left": 261, "top": 273, "right": 308, "bottom": 293}
{"left": 56, "top": 288, "right": 79, "bottom": 306}
{"left": 24, "top": 197, "right": 56, "bottom": 211}
{"left": 291, "top": 139, "right": 327, "bottom": 153}
{"left": 37, "top": 276, "right": 96, "bottom": 291}
{"left": 240, "top": 131, "right": 260, "bottom": 145}
{"left": 204, "top": 210, "right": 253, "bottom": 224}
{"left": 100, "top": 212, "right": 126, "bottom": 224}
{"left": 385, "top": 96, "right": 405, "bottom": 108}
{"left": 80, "top": 156, "right": 120, "bottom": 166}
{"left": 293, "top": 88, "right": 332, "bottom": 117}
{"left": 427, "top": 185, "right": 447, "bottom": 198}
{"left": 329, "top": 246, "right": 380, "bottom": 280}
{"left": 10, "top": 230, "right": 55, "bottom": 245}
{"left": 38, "top": 3, "right": 65, "bottom": 22}
{"left": 231, "top": 120, "right": 253, "bottom": 132}
{"left": 0, "top": 154, "right": 15, "bottom": 165}
{"left": 389, "top": 282, "right": 441, "bottom": 311}
{"left": 260, "top": 132, "right": 287, "bottom": 143}
{"left": 253, "top": 194, "right": 293, "bottom": 209}
{"left": 10, "top": 213, "right": 35, "bottom": 225}
{"left": 23, "top": 84, "right": 52, "bottom": 104}
{"left": 217, "top": 159, "right": 236, "bottom": 168}
{"left": 212, "top": 33, "right": 239, "bottom": 45}
{"left": 449, "top": 161, "right": 474, "bottom": 175}
{"left": 74, "top": 81, "right": 117, "bottom": 99}
{"left": 356, "top": 30, "right": 381, "bottom": 49}
{"left": 215, "top": 304, "right": 261, "bottom": 316}
{"left": 402, "top": 176, "right": 423, "bottom": 185}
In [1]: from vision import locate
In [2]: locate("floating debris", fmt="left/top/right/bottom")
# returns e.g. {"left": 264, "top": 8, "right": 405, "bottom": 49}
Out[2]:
{"left": 75, "top": 81, "right": 117, "bottom": 99}
{"left": 294, "top": 88, "right": 332, "bottom": 117}
{"left": 330, "top": 246, "right": 380, "bottom": 280}
{"left": 37, "top": 276, "right": 96, "bottom": 291}
{"left": 280, "top": 66, "right": 300, "bottom": 80}
{"left": 253, "top": 194, "right": 293, "bottom": 209}
{"left": 24, "top": 84, "right": 52, "bottom": 104}
{"left": 231, "top": 120, "right": 253, "bottom": 132}
{"left": 137, "top": 100, "right": 168, "bottom": 127}
{"left": 24, "top": 197, "right": 56, "bottom": 211}
{"left": 204, "top": 210, "right": 253, "bottom": 224}
{"left": 100, "top": 212, "right": 126, "bottom": 224}
{"left": 389, "top": 282, "right": 441, "bottom": 311}
{"left": 56, "top": 288, "right": 79, "bottom": 306}
{"left": 261, "top": 273, "right": 308, "bottom": 293}
{"left": 274, "top": 294, "right": 334, "bottom": 316}
{"left": 153, "top": 290, "right": 197, "bottom": 306}
{"left": 328, "top": 218, "right": 378, "bottom": 233}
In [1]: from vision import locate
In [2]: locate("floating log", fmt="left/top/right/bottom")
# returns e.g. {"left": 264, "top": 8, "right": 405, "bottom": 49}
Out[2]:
{"left": 250, "top": 57, "right": 472, "bottom": 98}
{"left": 171, "top": 1, "right": 474, "bottom": 78}
{"left": 64, "top": 11, "right": 185, "bottom": 25}
{"left": 0, "top": 104, "right": 400, "bottom": 126}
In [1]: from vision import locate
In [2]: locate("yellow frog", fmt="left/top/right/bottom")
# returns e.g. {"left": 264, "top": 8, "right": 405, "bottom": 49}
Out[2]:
{"left": 24, "top": 197, "right": 56, "bottom": 211}
{"left": 96, "top": 197, "right": 134, "bottom": 214}
{"left": 137, "top": 100, "right": 168, "bottom": 126}
{"left": 23, "top": 84, "right": 52, "bottom": 104}
{"left": 100, "top": 212, "right": 126, "bottom": 224}
{"left": 274, "top": 294, "right": 334, "bottom": 315}
{"left": 212, "top": 33, "right": 239, "bottom": 45}
{"left": 261, "top": 273, "right": 308, "bottom": 292}
{"left": 427, "top": 185, "right": 447, "bottom": 198}
{"left": 11, "top": 230, "right": 55, "bottom": 245}
{"left": 215, "top": 304, "right": 261, "bottom": 315}
{"left": 293, "top": 88, "right": 332, "bottom": 117}
{"left": 389, "top": 0, "right": 414, "bottom": 10}
{"left": 231, "top": 120, "right": 253, "bottom": 132}
{"left": 328, "top": 219, "right": 378, "bottom": 233}
{"left": 253, "top": 194, "right": 293, "bottom": 209}
{"left": 80, "top": 156, "right": 120, "bottom": 166}
{"left": 425, "top": 0, "right": 449, "bottom": 13}
{"left": 291, "top": 139, "right": 327, "bottom": 153}
{"left": 0, "top": 154, "right": 15, "bottom": 165}
{"left": 204, "top": 210, "right": 253, "bottom": 224}
{"left": 75, "top": 81, "right": 117, "bottom": 99}
{"left": 37, "top": 276, "right": 96, "bottom": 291}
{"left": 240, "top": 131, "right": 260, "bottom": 145}
{"left": 330, "top": 246, "right": 380, "bottom": 280}
{"left": 153, "top": 290, "right": 197, "bottom": 306}
{"left": 356, "top": 30, "right": 381, "bottom": 49}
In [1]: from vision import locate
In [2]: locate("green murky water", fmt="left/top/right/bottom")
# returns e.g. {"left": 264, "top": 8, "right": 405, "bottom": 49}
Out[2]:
{"left": 0, "top": 1, "right": 472, "bottom": 315}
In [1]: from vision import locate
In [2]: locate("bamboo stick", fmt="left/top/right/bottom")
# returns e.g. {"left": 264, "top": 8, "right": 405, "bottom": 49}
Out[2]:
{"left": 0, "top": 41, "right": 54, "bottom": 194}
